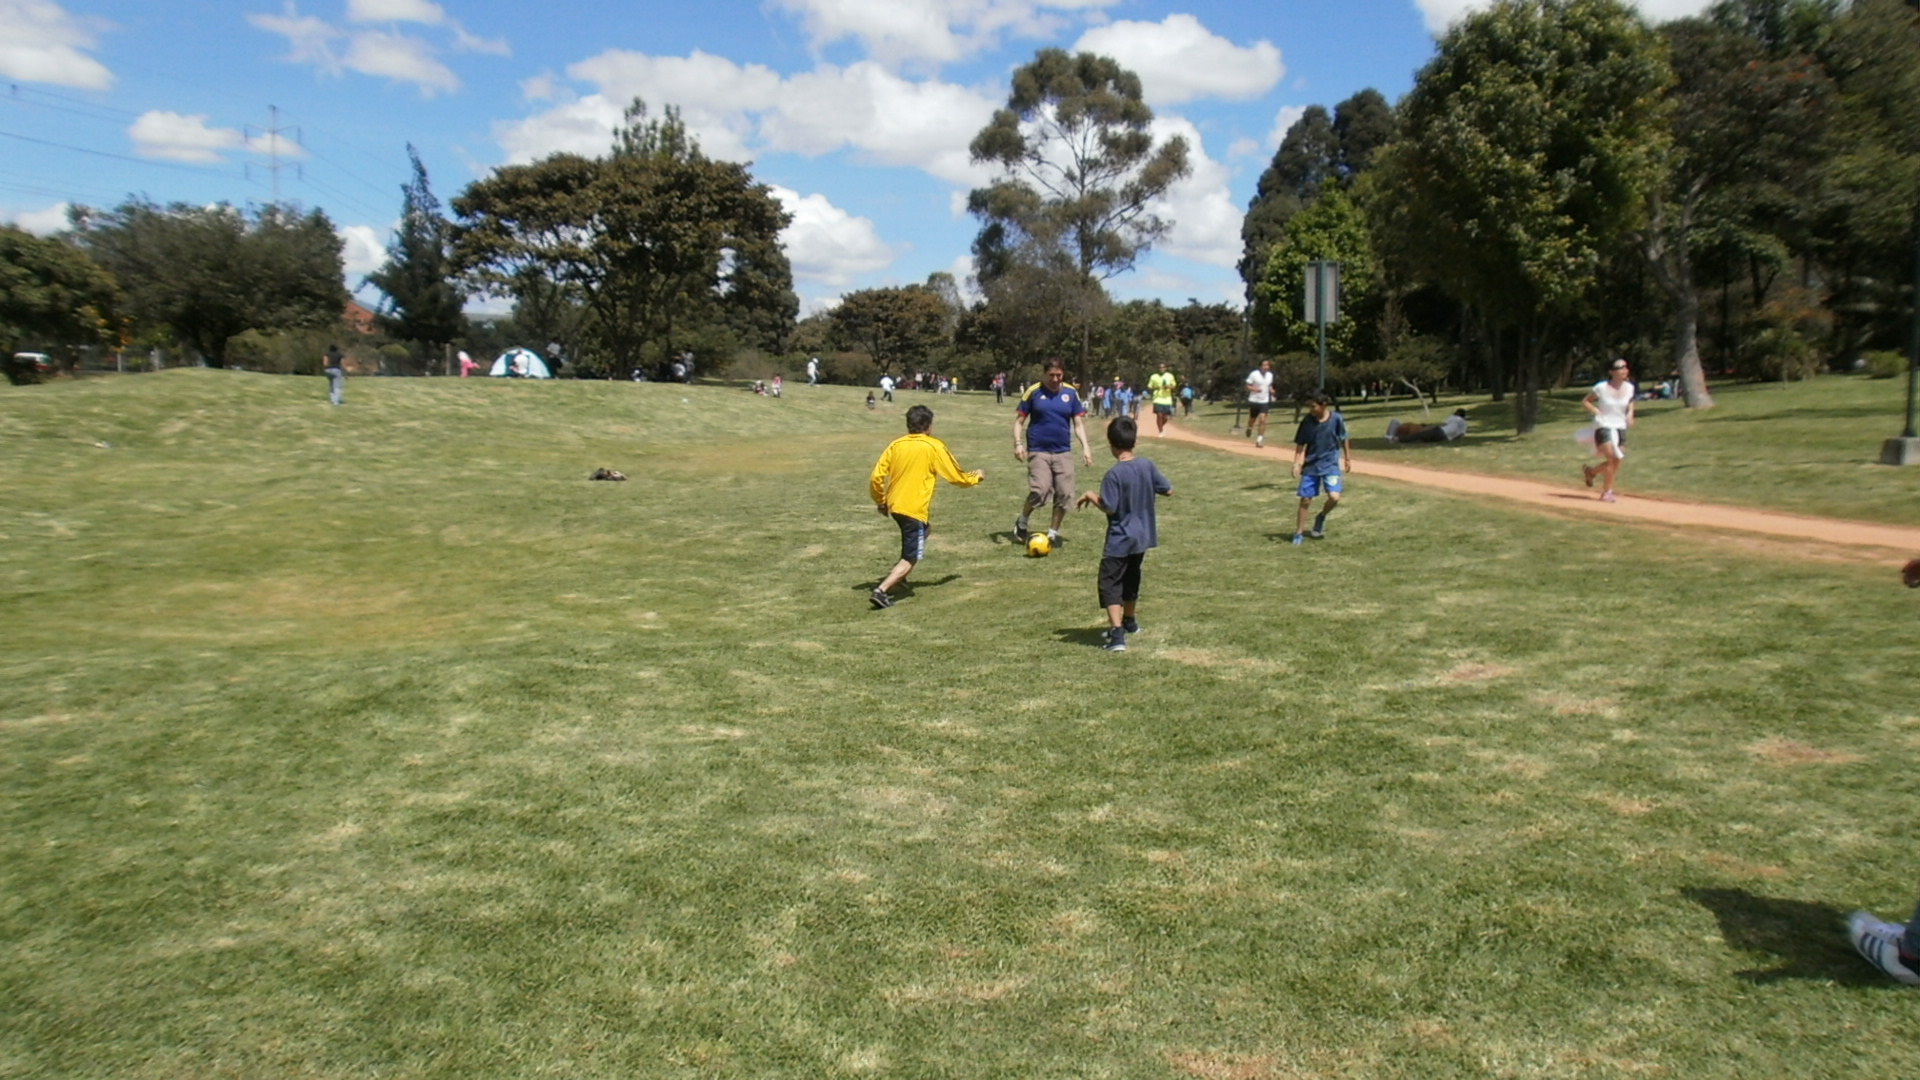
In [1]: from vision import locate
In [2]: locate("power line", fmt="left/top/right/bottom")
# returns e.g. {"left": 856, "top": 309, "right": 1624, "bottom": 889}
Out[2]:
{"left": 0, "top": 128, "right": 240, "bottom": 178}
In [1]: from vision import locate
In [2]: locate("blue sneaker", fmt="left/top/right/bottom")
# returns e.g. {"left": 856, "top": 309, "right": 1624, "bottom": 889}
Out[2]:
{"left": 870, "top": 588, "right": 894, "bottom": 610}
{"left": 1102, "top": 628, "right": 1127, "bottom": 652}
{"left": 1121, "top": 617, "right": 1140, "bottom": 634}
{"left": 1290, "top": 533, "right": 1305, "bottom": 545}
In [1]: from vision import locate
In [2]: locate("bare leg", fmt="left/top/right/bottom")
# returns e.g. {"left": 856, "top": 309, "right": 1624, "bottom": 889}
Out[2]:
{"left": 878, "top": 558, "right": 914, "bottom": 594}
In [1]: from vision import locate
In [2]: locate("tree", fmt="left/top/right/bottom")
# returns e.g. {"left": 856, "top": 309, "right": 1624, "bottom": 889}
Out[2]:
{"left": 73, "top": 199, "right": 346, "bottom": 367}
{"left": 1374, "top": 0, "right": 1671, "bottom": 432}
{"left": 828, "top": 286, "right": 950, "bottom": 377}
{"left": 968, "top": 49, "right": 1191, "bottom": 367}
{"left": 365, "top": 145, "right": 466, "bottom": 373}
{"left": 1240, "top": 91, "right": 1394, "bottom": 317}
{"left": 452, "top": 99, "right": 796, "bottom": 377}
{"left": 0, "top": 226, "right": 117, "bottom": 381}
{"left": 1812, "top": 0, "right": 1920, "bottom": 358}
{"left": 1254, "top": 186, "right": 1378, "bottom": 362}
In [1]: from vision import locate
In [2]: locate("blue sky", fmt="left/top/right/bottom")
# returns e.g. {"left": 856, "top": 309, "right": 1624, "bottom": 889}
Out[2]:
{"left": 0, "top": 0, "right": 1708, "bottom": 317}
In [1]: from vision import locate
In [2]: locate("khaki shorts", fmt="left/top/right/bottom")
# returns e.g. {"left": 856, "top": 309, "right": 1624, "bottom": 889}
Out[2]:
{"left": 1026, "top": 451, "right": 1076, "bottom": 510}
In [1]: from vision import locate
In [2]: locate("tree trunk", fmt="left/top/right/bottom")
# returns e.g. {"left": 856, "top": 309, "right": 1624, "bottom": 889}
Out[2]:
{"left": 1641, "top": 187, "right": 1715, "bottom": 409}
{"left": 1515, "top": 323, "right": 1541, "bottom": 435}
{"left": 1670, "top": 285, "right": 1714, "bottom": 408}
{"left": 1489, "top": 320, "right": 1506, "bottom": 403}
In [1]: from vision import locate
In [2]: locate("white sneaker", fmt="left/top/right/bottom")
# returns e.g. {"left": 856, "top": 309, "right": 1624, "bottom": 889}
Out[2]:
{"left": 1255, "top": 435, "right": 1264, "bottom": 448}
{"left": 1849, "top": 911, "right": 1920, "bottom": 985}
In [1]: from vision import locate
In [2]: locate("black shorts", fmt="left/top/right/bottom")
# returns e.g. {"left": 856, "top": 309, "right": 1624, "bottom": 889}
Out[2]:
{"left": 1097, "top": 553, "right": 1144, "bottom": 608}
{"left": 1247, "top": 402, "right": 1271, "bottom": 418}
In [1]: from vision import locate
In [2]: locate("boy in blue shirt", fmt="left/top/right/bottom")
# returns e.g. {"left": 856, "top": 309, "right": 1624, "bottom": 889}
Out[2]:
{"left": 1290, "top": 390, "right": 1351, "bottom": 545}
{"left": 1076, "top": 416, "right": 1173, "bottom": 653}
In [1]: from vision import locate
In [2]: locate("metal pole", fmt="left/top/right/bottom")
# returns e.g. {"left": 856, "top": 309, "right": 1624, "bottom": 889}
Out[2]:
{"left": 1314, "top": 261, "right": 1327, "bottom": 390}
{"left": 1904, "top": 218, "right": 1918, "bottom": 439}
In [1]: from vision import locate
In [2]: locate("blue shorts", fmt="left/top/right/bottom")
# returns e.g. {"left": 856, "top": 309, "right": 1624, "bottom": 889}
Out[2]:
{"left": 1153, "top": 403, "right": 1173, "bottom": 415}
{"left": 892, "top": 513, "right": 928, "bottom": 562}
{"left": 1298, "top": 472, "right": 1343, "bottom": 499}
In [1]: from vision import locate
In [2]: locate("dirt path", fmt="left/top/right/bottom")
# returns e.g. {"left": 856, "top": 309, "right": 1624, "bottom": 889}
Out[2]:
{"left": 1153, "top": 417, "right": 1920, "bottom": 561}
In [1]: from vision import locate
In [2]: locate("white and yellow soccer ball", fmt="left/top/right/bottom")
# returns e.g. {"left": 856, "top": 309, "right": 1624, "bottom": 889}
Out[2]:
{"left": 1026, "top": 533, "right": 1052, "bottom": 557}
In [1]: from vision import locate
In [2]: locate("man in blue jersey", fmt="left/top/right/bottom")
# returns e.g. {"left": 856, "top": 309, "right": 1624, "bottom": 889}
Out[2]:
{"left": 1013, "top": 359, "right": 1093, "bottom": 547}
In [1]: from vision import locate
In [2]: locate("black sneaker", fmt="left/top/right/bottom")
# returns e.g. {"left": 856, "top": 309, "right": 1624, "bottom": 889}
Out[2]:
{"left": 1013, "top": 519, "right": 1030, "bottom": 542}
{"left": 869, "top": 588, "right": 894, "bottom": 609}
{"left": 1312, "top": 512, "right": 1327, "bottom": 536}
{"left": 1102, "top": 628, "right": 1127, "bottom": 652}
{"left": 1121, "top": 617, "right": 1140, "bottom": 634}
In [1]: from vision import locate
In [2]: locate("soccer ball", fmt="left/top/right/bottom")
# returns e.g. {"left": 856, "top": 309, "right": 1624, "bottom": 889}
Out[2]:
{"left": 1026, "top": 533, "right": 1052, "bottom": 557}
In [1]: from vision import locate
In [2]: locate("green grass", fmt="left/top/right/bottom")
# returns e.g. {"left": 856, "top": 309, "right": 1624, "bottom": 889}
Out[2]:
{"left": 1188, "top": 373, "right": 1920, "bottom": 525}
{"left": 4, "top": 370, "right": 1918, "bottom": 1078}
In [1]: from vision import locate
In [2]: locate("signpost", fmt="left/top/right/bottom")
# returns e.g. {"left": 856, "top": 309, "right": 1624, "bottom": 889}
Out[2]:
{"left": 1304, "top": 260, "right": 1341, "bottom": 389}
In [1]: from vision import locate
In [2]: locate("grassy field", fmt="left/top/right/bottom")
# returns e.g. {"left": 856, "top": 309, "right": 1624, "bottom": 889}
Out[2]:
{"left": 1183, "top": 373, "right": 1920, "bottom": 526}
{"left": 3, "top": 370, "right": 1918, "bottom": 1079}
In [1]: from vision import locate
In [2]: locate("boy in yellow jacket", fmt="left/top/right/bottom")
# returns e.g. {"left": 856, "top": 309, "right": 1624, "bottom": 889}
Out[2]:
{"left": 869, "top": 404, "right": 985, "bottom": 609}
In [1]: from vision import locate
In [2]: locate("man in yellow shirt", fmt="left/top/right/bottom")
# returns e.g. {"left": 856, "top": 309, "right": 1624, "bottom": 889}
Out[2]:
{"left": 1146, "top": 362, "right": 1178, "bottom": 437}
{"left": 868, "top": 405, "right": 985, "bottom": 609}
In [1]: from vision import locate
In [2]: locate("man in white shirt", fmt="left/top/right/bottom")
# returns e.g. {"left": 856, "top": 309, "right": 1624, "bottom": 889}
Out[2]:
{"left": 879, "top": 373, "right": 895, "bottom": 402}
{"left": 1245, "top": 359, "right": 1276, "bottom": 448}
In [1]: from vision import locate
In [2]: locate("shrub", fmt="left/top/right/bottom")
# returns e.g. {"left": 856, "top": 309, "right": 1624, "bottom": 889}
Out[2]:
{"left": 1864, "top": 350, "right": 1908, "bottom": 379}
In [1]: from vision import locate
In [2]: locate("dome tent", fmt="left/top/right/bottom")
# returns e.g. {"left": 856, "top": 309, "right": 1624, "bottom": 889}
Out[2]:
{"left": 489, "top": 347, "right": 552, "bottom": 379}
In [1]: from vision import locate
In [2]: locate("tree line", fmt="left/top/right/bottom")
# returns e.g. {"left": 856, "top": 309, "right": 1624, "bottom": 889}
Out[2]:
{"left": 3, "top": 0, "right": 1914, "bottom": 411}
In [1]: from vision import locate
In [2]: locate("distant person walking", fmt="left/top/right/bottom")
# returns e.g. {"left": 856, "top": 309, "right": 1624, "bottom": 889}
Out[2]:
{"left": 1147, "top": 362, "right": 1178, "bottom": 437}
{"left": 1246, "top": 358, "right": 1275, "bottom": 447}
{"left": 880, "top": 373, "right": 895, "bottom": 403}
{"left": 323, "top": 344, "right": 345, "bottom": 406}
{"left": 806, "top": 356, "right": 819, "bottom": 385}
{"left": 1581, "top": 358, "right": 1636, "bottom": 503}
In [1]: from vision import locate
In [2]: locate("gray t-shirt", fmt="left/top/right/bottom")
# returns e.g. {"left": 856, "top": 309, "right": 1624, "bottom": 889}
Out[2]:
{"left": 1099, "top": 456, "right": 1172, "bottom": 557}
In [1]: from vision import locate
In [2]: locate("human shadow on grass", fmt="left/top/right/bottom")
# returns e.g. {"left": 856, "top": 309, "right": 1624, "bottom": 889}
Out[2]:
{"left": 857, "top": 574, "right": 958, "bottom": 600}
{"left": 1053, "top": 626, "right": 1115, "bottom": 649}
{"left": 1682, "top": 887, "right": 1881, "bottom": 985}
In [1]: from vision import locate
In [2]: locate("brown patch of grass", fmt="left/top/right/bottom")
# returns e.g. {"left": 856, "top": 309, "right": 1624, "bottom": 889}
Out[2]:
{"left": 1442, "top": 661, "right": 1515, "bottom": 683}
{"left": 1590, "top": 794, "right": 1658, "bottom": 816}
{"left": 1745, "top": 737, "right": 1865, "bottom": 766}
{"left": 1531, "top": 691, "right": 1619, "bottom": 716}
{"left": 1165, "top": 1050, "right": 1287, "bottom": 1079}
{"left": 882, "top": 977, "right": 1028, "bottom": 1006}
{"left": 1402, "top": 1018, "right": 1457, "bottom": 1047}
{"left": 1701, "top": 852, "right": 1789, "bottom": 879}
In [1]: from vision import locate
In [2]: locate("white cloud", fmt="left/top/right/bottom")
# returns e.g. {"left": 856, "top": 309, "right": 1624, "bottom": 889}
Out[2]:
{"left": 339, "top": 222, "right": 389, "bottom": 287}
{"left": 496, "top": 52, "right": 999, "bottom": 186}
{"left": 129, "top": 111, "right": 247, "bottom": 163}
{"left": 1073, "top": 14, "right": 1283, "bottom": 106}
{"left": 251, "top": 3, "right": 496, "bottom": 95}
{"left": 1267, "top": 105, "right": 1305, "bottom": 154}
{"left": 0, "top": 0, "right": 114, "bottom": 89}
{"left": 346, "top": 0, "right": 444, "bottom": 24}
{"left": 768, "top": 0, "right": 1120, "bottom": 69}
{"left": 1413, "top": 0, "right": 1715, "bottom": 33}
{"left": 343, "top": 31, "right": 461, "bottom": 95}
{"left": 9, "top": 201, "right": 71, "bottom": 235}
{"left": 1147, "top": 115, "right": 1241, "bottom": 270}
{"left": 248, "top": 6, "right": 342, "bottom": 69}
{"left": 770, "top": 185, "right": 896, "bottom": 288}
